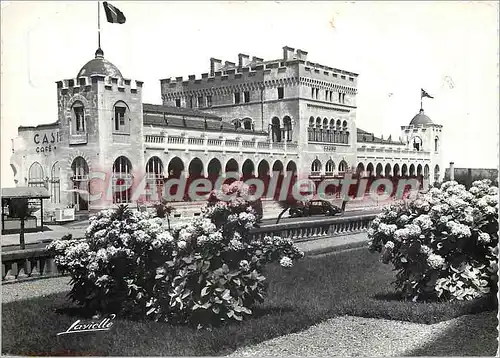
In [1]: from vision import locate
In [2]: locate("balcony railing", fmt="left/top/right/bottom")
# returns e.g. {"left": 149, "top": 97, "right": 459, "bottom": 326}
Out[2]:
{"left": 1, "top": 213, "right": 376, "bottom": 282}
{"left": 69, "top": 132, "right": 88, "bottom": 145}
{"left": 144, "top": 134, "right": 299, "bottom": 155}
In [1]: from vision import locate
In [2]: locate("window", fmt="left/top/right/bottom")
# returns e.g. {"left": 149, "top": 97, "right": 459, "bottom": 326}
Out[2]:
{"left": 50, "top": 162, "right": 61, "bottom": 204}
{"left": 234, "top": 92, "right": 241, "bottom": 104}
{"left": 198, "top": 96, "right": 204, "bottom": 107}
{"left": 338, "top": 161, "right": 347, "bottom": 173}
{"left": 244, "top": 91, "right": 250, "bottom": 103}
{"left": 189, "top": 96, "right": 193, "bottom": 108}
{"left": 277, "top": 87, "right": 284, "bottom": 99}
{"left": 338, "top": 92, "right": 342, "bottom": 102}
{"left": 311, "top": 159, "right": 321, "bottom": 173}
{"left": 175, "top": 99, "right": 181, "bottom": 107}
{"left": 243, "top": 119, "right": 252, "bottom": 130}
{"left": 434, "top": 136, "right": 439, "bottom": 152}
{"left": 315, "top": 88, "right": 319, "bottom": 99}
{"left": 74, "top": 106, "right": 85, "bottom": 132}
{"left": 28, "top": 162, "right": 44, "bottom": 188}
{"left": 115, "top": 107, "right": 126, "bottom": 131}
{"left": 311, "top": 87, "right": 315, "bottom": 98}
{"left": 112, "top": 156, "right": 133, "bottom": 204}
{"left": 413, "top": 136, "right": 423, "bottom": 151}
{"left": 283, "top": 116, "right": 292, "bottom": 142}
{"left": 207, "top": 95, "right": 212, "bottom": 107}
{"left": 342, "top": 93, "right": 346, "bottom": 103}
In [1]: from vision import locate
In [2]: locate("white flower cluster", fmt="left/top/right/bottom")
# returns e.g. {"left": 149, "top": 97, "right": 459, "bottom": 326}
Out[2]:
{"left": 279, "top": 256, "right": 293, "bottom": 268}
{"left": 427, "top": 253, "right": 445, "bottom": 269}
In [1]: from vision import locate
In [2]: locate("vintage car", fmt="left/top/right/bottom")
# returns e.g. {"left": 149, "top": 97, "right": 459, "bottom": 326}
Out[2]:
{"left": 289, "top": 199, "right": 343, "bottom": 218}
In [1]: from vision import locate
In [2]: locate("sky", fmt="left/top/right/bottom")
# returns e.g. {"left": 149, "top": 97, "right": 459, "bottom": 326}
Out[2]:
{"left": 1, "top": 1, "right": 498, "bottom": 187}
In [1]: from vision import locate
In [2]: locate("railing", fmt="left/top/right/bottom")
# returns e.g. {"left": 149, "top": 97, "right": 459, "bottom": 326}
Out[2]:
{"left": 207, "top": 139, "right": 223, "bottom": 146}
{"left": 250, "top": 213, "right": 376, "bottom": 243}
{"left": 69, "top": 132, "right": 88, "bottom": 145}
{"left": 1, "top": 213, "right": 376, "bottom": 282}
{"left": 143, "top": 134, "right": 299, "bottom": 154}
{"left": 167, "top": 136, "right": 184, "bottom": 144}
{"left": 145, "top": 135, "right": 164, "bottom": 143}
{"left": 188, "top": 138, "right": 204, "bottom": 145}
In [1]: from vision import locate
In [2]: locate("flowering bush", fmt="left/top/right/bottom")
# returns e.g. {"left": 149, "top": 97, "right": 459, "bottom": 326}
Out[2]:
{"left": 368, "top": 179, "right": 498, "bottom": 301}
{"left": 48, "top": 182, "right": 303, "bottom": 326}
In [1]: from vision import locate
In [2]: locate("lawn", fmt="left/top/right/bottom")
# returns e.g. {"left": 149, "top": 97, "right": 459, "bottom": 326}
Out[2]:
{"left": 2, "top": 248, "right": 497, "bottom": 356}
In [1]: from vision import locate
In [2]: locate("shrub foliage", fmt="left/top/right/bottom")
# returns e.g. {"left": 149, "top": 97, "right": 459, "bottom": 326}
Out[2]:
{"left": 368, "top": 179, "right": 498, "bottom": 301}
{"left": 48, "top": 182, "right": 303, "bottom": 326}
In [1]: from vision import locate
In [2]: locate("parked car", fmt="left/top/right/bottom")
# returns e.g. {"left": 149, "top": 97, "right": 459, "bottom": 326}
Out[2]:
{"left": 289, "top": 199, "right": 342, "bottom": 217}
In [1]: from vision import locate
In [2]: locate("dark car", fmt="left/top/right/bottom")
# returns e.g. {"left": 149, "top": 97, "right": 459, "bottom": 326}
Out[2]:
{"left": 289, "top": 199, "right": 342, "bottom": 218}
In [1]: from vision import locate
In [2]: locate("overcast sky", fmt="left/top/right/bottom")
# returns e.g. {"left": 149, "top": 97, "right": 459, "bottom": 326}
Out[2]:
{"left": 1, "top": 1, "right": 498, "bottom": 187}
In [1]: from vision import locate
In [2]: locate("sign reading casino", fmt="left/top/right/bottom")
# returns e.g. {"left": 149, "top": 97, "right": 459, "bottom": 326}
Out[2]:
{"left": 33, "top": 131, "right": 62, "bottom": 153}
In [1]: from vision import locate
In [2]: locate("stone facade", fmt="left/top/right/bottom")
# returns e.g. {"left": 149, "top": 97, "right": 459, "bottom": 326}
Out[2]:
{"left": 9, "top": 45, "right": 444, "bottom": 212}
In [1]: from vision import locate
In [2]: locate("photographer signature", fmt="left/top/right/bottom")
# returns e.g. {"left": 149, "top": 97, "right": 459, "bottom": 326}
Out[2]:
{"left": 57, "top": 314, "right": 116, "bottom": 336}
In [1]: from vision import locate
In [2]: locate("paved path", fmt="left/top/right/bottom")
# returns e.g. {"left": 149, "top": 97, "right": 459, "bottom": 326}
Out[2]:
{"left": 227, "top": 311, "right": 497, "bottom": 357}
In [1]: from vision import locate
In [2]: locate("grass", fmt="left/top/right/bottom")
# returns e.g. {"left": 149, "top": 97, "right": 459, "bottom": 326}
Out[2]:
{"left": 2, "top": 249, "right": 497, "bottom": 356}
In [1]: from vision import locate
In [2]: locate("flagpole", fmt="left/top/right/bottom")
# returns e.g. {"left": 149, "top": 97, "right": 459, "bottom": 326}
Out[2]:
{"left": 98, "top": 1, "right": 101, "bottom": 49}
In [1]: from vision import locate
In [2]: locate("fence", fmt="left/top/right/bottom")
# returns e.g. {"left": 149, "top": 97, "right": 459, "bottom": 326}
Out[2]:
{"left": 1, "top": 213, "right": 377, "bottom": 283}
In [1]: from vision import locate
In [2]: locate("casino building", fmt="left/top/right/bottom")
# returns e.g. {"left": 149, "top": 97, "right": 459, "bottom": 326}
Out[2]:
{"left": 9, "top": 45, "right": 444, "bottom": 213}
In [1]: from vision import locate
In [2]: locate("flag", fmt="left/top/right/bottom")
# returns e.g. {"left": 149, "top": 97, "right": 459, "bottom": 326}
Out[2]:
{"left": 103, "top": 2, "right": 126, "bottom": 24}
{"left": 421, "top": 88, "right": 434, "bottom": 99}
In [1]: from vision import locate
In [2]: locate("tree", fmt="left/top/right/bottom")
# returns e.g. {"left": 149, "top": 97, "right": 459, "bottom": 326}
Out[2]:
{"left": 8, "top": 198, "right": 36, "bottom": 250}
{"left": 153, "top": 199, "right": 175, "bottom": 230}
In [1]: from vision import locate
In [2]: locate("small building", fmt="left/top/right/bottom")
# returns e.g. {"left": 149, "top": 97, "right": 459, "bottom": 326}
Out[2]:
{"left": 1, "top": 187, "right": 50, "bottom": 234}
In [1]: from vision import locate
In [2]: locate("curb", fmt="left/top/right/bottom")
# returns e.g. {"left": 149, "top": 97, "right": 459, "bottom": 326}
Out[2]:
{"left": 304, "top": 240, "right": 369, "bottom": 257}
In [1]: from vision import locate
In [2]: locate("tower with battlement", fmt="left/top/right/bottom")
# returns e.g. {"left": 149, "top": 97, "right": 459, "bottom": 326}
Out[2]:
{"left": 53, "top": 48, "right": 145, "bottom": 209}
{"left": 160, "top": 46, "right": 359, "bottom": 177}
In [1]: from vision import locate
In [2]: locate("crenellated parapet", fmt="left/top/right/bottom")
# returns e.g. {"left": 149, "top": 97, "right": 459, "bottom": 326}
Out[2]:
{"left": 160, "top": 46, "right": 358, "bottom": 101}
{"left": 56, "top": 75, "right": 143, "bottom": 94}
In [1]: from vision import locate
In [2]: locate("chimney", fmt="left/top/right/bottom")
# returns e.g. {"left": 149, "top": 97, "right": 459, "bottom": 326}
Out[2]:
{"left": 296, "top": 49, "right": 308, "bottom": 61}
{"left": 282, "top": 46, "right": 295, "bottom": 61}
{"left": 210, "top": 58, "right": 222, "bottom": 76}
{"left": 252, "top": 56, "right": 263, "bottom": 63}
{"left": 449, "top": 162, "right": 455, "bottom": 181}
{"left": 238, "top": 53, "right": 251, "bottom": 68}
{"left": 225, "top": 61, "right": 236, "bottom": 68}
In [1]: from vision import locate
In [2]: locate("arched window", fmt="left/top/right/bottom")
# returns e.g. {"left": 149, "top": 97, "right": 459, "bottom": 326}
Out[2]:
{"left": 71, "top": 157, "right": 89, "bottom": 211}
{"left": 146, "top": 156, "right": 164, "bottom": 202}
{"left": 50, "top": 162, "right": 61, "bottom": 204}
{"left": 28, "top": 162, "right": 44, "bottom": 187}
{"left": 112, "top": 156, "right": 133, "bottom": 203}
{"left": 271, "top": 117, "right": 281, "bottom": 142}
{"left": 311, "top": 159, "right": 322, "bottom": 174}
{"left": 338, "top": 160, "right": 348, "bottom": 174}
{"left": 308, "top": 117, "right": 315, "bottom": 142}
{"left": 325, "top": 160, "right": 335, "bottom": 175}
{"left": 242, "top": 118, "right": 253, "bottom": 130}
{"left": 113, "top": 101, "right": 130, "bottom": 133}
{"left": 283, "top": 116, "right": 292, "bottom": 142}
{"left": 434, "top": 136, "right": 439, "bottom": 152}
{"left": 413, "top": 136, "right": 423, "bottom": 151}
{"left": 315, "top": 117, "right": 322, "bottom": 141}
{"left": 72, "top": 101, "right": 86, "bottom": 134}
